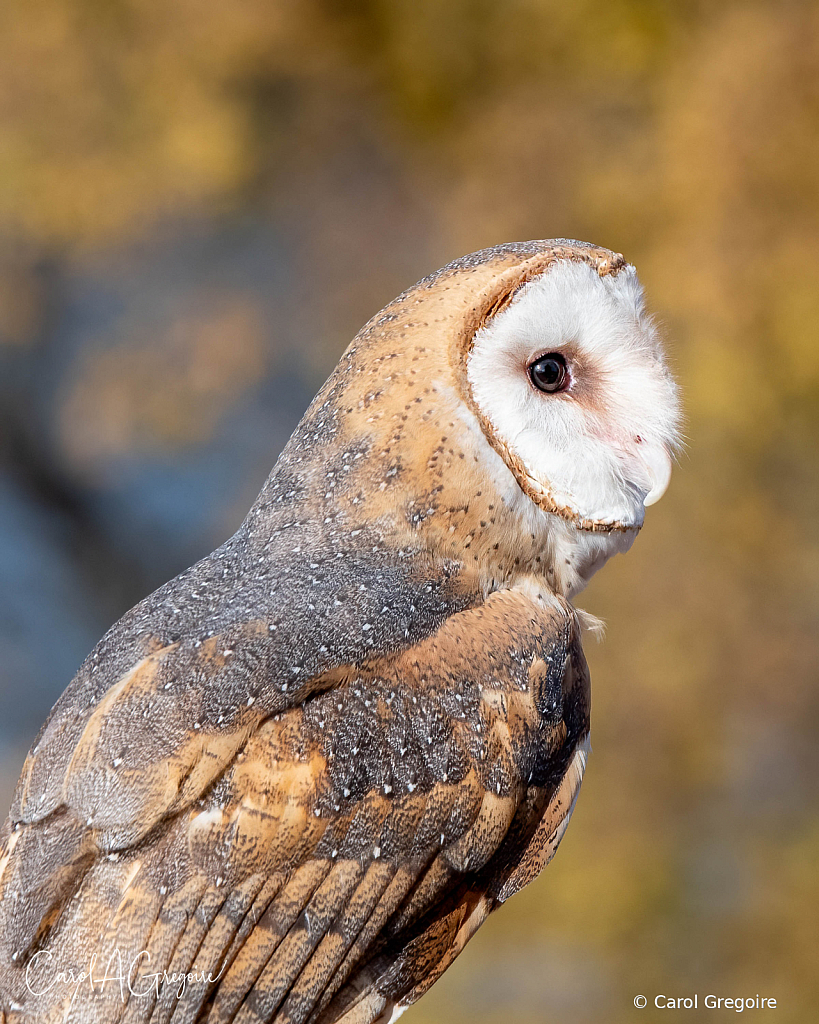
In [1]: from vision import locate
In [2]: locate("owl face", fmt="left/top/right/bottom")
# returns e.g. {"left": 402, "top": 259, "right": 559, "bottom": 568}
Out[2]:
{"left": 466, "top": 259, "right": 681, "bottom": 532}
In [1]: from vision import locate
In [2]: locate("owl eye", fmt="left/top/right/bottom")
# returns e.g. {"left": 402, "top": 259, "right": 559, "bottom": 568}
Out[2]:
{"left": 528, "top": 353, "right": 568, "bottom": 393}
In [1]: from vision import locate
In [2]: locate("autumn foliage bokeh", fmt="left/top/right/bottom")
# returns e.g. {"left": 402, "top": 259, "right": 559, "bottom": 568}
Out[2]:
{"left": 1, "top": 3, "right": 818, "bottom": 1021}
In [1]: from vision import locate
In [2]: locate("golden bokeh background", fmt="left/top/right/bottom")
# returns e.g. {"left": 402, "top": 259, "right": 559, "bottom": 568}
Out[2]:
{"left": 1, "top": 2, "right": 818, "bottom": 1021}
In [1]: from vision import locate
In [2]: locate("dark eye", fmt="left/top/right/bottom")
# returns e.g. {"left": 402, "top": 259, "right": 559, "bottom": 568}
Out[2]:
{"left": 528, "top": 352, "right": 568, "bottom": 393}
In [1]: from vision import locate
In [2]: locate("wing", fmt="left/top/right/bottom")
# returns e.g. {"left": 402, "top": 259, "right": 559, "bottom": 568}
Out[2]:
{"left": 0, "top": 528, "right": 475, "bottom": 962}
{"left": 0, "top": 587, "right": 589, "bottom": 1024}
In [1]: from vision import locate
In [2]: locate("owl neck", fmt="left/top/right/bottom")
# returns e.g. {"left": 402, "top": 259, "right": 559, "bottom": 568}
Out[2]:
{"left": 400, "top": 456, "right": 637, "bottom": 601}
{"left": 251, "top": 373, "right": 635, "bottom": 603}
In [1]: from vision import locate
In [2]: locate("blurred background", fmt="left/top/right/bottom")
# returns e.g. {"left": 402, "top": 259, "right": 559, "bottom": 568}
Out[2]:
{"left": 1, "top": 1, "right": 818, "bottom": 1021}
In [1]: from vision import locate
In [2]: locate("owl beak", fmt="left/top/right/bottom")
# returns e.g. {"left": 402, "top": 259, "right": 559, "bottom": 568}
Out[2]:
{"left": 641, "top": 444, "right": 673, "bottom": 506}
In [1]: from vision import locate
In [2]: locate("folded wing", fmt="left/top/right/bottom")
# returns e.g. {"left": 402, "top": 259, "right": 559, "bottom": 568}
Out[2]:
{"left": 0, "top": 588, "right": 589, "bottom": 1024}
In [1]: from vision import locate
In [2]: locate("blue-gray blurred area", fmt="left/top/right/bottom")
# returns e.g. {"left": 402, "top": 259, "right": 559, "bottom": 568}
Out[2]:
{"left": 0, "top": 222, "right": 306, "bottom": 780}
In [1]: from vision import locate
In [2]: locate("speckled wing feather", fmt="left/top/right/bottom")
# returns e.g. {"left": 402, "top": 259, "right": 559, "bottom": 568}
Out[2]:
{"left": 0, "top": 586, "right": 588, "bottom": 1024}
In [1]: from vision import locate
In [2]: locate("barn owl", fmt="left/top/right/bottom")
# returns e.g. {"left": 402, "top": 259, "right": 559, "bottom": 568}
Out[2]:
{"left": 0, "top": 239, "right": 680, "bottom": 1024}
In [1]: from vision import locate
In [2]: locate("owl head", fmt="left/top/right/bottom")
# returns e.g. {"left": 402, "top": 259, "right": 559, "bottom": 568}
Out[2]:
{"left": 268, "top": 240, "right": 681, "bottom": 597}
